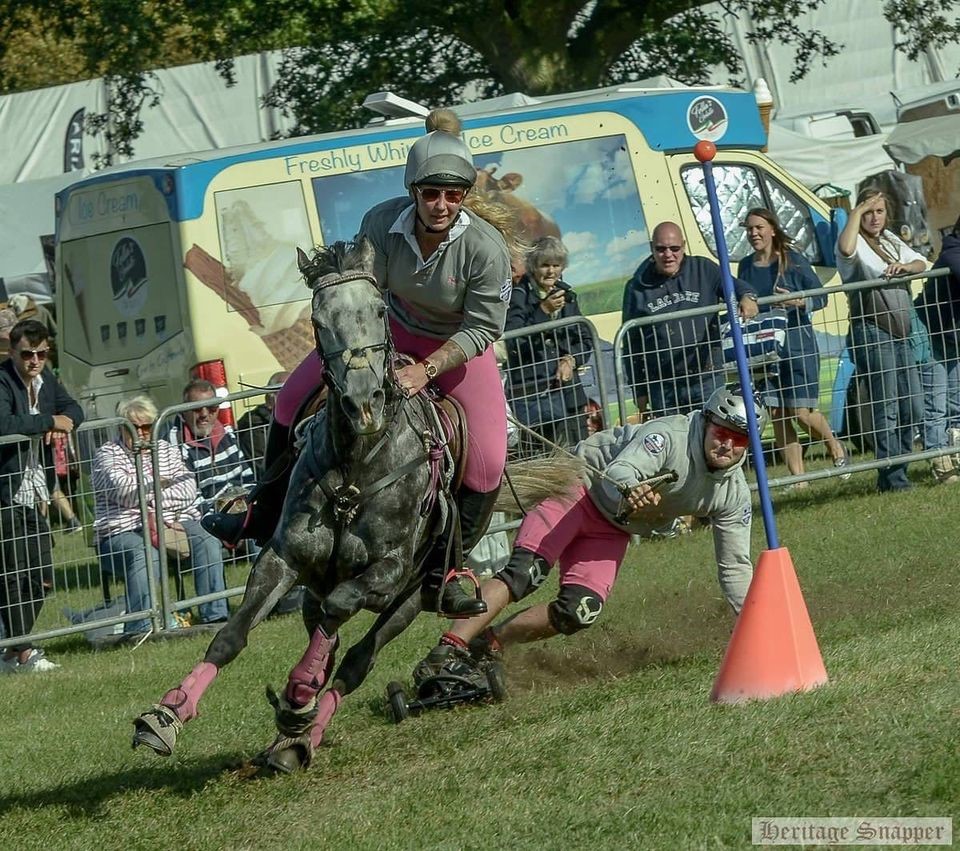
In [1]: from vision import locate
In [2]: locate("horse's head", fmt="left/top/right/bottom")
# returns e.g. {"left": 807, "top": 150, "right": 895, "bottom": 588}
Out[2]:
{"left": 299, "top": 240, "right": 392, "bottom": 436}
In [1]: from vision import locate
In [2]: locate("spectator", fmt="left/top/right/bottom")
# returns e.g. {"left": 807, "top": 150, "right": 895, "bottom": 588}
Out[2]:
{"left": 92, "top": 395, "right": 216, "bottom": 633}
{"left": 0, "top": 319, "right": 83, "bottom": 672}
{"left": 909, "top": 307, "right": 958, "bottom": 484}
{"left": 413, "top": 387, "right": 760, "bottom": 682}
{"left": 237, "top": 371, "right": 289, "bottom": 476}
{"left": 48, "top": 434, "right": 83, "bottom": 532}
{"left": 622, "top": 221, "right": 759, "bottom": 417}
{"left": 836, "top": 189, "right": 926, "bottom": 493}
{"left": 915, "top": 212, "right": 960, "bottom": 467}
{"left": 168, "top": 379, "right": 256, "bottom": 513}
{"left": 737, "top": 208, "right": 850, "bottom": 483}
{"left": 505, "top": 236, "right": 591, "bottom": 455}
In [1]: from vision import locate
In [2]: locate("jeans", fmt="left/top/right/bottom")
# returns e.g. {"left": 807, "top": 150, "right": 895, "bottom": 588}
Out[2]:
{"left": 0, "top": 503, "right": 52, "bottom": 650}
{"left": 98, "top": 530, "right": 158, "bottom": 634}
{"left": 180, "top": 519, "right": 229, "bottom": 622}
{"left": 918, "top": 359, "right": 948, "bottom": 450}
{"left": 850, "top": 320, "right": 922, "bottom": 490}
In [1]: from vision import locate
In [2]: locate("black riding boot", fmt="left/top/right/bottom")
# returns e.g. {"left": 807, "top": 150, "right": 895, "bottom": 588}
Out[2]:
{"left": 201, "top": 420, "right": 292, "bottom": 546}
{"left": 421, "top": 486, "right": 500, "bottom": 619}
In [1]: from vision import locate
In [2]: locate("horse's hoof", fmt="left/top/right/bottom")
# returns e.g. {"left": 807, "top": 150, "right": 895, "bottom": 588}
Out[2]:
{"left": 253, "top": 732, "right": 313, "bottom": 774}
{"left": 132, "top": 704, "right": 183, "bottom": 756}
{"left": 267, "top": 745, "right": 310, "bottom": 775}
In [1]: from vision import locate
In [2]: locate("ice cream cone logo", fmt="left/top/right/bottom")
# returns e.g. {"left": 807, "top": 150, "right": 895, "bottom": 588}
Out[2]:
{"left": 110, "top": 236, "right": 149, "bottom": 316}
{"left": 687, "top": 96, "right": 728, "bottom": 143}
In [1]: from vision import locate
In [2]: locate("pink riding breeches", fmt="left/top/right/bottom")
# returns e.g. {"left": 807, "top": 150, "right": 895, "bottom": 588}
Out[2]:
{"left": 275, "top": 318, "right": 507, "bottom": 493}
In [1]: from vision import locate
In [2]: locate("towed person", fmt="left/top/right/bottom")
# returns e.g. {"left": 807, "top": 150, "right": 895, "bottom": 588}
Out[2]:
{"left": 202, "top": 109, "right": 514, "bottom": 617}
{"left": 413, "top": 387, "right": 760, "bottom": 683}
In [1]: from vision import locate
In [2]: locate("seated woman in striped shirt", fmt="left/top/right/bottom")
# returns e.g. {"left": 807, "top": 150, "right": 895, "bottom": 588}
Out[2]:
{"left": 92, "top": 395, "right": 228, "bottom": 633}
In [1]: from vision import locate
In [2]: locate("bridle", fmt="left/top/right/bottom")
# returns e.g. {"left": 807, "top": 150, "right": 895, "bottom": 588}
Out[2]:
{"left": 307, "top": 270, "right": 397, "bottom": 396}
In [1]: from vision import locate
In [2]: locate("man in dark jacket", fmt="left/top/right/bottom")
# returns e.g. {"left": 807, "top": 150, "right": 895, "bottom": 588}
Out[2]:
{"left": 0, "top": 319, "right": 83, "bottom": 672}
{"left": 621, "top": 221, "right": 758, "bottom": 417}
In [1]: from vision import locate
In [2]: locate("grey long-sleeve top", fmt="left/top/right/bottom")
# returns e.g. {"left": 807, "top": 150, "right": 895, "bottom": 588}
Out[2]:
{"left": 577, "top": 411, "right": 754, "bottom": 611}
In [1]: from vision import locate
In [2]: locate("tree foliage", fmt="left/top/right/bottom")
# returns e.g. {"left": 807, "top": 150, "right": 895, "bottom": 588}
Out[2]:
{"left": 1, "top": 0, "right": 956, "bottom": 162}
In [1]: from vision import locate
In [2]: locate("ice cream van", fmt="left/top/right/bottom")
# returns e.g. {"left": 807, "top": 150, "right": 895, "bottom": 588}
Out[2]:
{"left": 55, "top": 83, "right": 845, "bottom": 417}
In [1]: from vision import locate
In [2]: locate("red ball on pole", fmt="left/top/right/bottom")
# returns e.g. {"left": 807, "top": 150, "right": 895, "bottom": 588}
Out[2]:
{"left": 693, "top": 140, "right": 717, "bottom": 162}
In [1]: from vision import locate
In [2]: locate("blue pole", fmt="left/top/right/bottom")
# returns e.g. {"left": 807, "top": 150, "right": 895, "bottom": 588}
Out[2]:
{"left": 698, "top": 153, "right": 779, "bottom": 550}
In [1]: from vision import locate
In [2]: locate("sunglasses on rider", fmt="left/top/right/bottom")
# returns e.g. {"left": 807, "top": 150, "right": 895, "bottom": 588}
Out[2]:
{"left": 18, "top": 348, "right": 49, "bottom": 362}
{"left": 416, "top": 186, "right": 467, "bottom": 204}
{"left": 709, "top": 420, "right": 750, "bottom": 448}
{"left": 654, "top": 245, "right": 684, "bottom": 254}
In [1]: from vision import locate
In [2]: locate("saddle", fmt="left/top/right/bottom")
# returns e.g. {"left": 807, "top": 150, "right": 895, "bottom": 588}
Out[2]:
{"left": 290, "top": 371, "right": 469, "bottom": 497}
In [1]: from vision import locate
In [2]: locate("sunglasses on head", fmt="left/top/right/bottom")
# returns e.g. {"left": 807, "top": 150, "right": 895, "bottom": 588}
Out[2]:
{"left": 710, "top": 420, "right": 750, "bottom": 448}
{"left": 19, "top": 348, "right": 49, "bottom": 362}
{"left": 654, "top": 245, "right": 683, "bottom": 254}
{"left": 416, "top": 186, "right": 467, "bottom": 204}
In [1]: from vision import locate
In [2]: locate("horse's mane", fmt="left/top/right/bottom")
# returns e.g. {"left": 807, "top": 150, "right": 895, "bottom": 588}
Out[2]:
{"left": 299, "top": 240, "right": 375, "bottom": 287}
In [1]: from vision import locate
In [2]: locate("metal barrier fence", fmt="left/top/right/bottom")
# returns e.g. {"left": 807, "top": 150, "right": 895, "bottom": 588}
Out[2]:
{"left": 0, "top": 386, "right": 277, "bottom": 649}
{"left": 613, "top": 267, "right": 958, "bottom": 490}
{"left": 3, "top": 279, "right": 956, "bottom": 651}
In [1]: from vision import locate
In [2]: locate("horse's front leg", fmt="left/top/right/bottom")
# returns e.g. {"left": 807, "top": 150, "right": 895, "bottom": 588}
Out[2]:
{"left": 258, "top": 554, "right": 405, "bottom": 774}
{"left": 132, "top": 544, "right": 299, "bottom": 756}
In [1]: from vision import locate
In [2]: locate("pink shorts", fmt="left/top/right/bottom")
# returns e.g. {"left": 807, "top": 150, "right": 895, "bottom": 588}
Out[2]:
{"left": 275, "top": 319, "right": 506, "bottom": 493}
{"left": 514, "top": 484, "right": 630, "bottom": 600}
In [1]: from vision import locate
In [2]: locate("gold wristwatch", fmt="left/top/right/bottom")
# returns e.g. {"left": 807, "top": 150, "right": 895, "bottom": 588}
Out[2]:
{"left": 422, "top": 360, "right": 439, "bottom": 379}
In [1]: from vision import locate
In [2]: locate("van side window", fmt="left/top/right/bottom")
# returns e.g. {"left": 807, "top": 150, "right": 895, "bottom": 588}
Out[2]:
{"left": 681, "top": 164, "right": 823, "bottom": 265}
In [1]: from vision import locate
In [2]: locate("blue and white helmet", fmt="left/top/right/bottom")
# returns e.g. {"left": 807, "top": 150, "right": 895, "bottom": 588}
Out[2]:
{"left": 703, "top": 387, "right": 767, "bottom": 434}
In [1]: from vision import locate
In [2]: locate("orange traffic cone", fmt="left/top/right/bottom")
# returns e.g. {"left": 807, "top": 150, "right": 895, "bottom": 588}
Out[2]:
{"left": 710, "top": 547, "right": 828, "bottom": 703}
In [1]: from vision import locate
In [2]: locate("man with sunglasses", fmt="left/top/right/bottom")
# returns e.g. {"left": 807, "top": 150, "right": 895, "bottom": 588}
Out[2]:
{"left": 412, "top": 386, "right": 762, "bottom": 683}
{"left": 622, "top": 221, "right": 759, "bottom": 419}
{"left": 0, "top": 319, "right": 83, "bottom": 672}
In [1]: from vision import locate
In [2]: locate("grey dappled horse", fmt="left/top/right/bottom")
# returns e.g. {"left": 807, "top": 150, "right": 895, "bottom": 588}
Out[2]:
{"left": 133, "top": 240, "right": 579, "bottom": 773}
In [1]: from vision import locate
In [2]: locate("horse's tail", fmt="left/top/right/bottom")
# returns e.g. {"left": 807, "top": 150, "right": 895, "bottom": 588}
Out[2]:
{"left": 495, "top": 454, "right": 585, "bottom": 515}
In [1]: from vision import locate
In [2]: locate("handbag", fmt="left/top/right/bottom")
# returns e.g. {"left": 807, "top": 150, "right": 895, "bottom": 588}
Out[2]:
{"left": 720, "top": 309, "right": 787, "bottom": 369}
{"left": 146, "top": 511, "right": 191, "bottom": 560}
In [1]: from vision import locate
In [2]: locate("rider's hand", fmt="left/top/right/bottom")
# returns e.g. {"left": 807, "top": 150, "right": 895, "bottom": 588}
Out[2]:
{"left": 396, "top": 363, "right": 429, "bottom": 397}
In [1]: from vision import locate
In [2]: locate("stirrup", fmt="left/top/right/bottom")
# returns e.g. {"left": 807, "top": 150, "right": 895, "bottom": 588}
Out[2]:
{"left": 437, "top": 569, "right": 487, "bottom": 619}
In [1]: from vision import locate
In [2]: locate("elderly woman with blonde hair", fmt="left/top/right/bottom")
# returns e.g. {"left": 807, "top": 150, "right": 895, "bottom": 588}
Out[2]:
{"left": 92, "top": 395, "right": 228, "bottom": 632}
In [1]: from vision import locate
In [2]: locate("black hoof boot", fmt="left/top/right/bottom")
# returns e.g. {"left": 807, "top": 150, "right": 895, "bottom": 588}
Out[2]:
{"left": 200, "top": 510, "right": 248, "bottom": 546}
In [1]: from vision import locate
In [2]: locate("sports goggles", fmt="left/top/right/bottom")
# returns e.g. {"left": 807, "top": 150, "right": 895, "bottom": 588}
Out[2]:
{"left": 710, "top": 421, "right": 750, "bottom": 448}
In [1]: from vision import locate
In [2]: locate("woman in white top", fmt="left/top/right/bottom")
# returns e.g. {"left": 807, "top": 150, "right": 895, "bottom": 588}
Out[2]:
{"left": 836, "top": 188, "right": 926, "bottom": 492}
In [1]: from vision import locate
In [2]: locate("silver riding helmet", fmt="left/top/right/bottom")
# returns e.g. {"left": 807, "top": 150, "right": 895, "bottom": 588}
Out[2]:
{"left": 403, "top": 131, "right": 477, "bottom": 189}
{"left": 703, "top": 387, "right": 768, "bottom": 434}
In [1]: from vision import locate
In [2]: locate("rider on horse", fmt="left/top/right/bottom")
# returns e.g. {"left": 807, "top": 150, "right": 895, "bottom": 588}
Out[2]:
{"left": 202, "top": 109, "right": 513, "bottom": 618}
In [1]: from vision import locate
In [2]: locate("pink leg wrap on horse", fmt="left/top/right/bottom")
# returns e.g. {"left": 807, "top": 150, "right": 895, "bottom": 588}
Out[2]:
{"left": 160, "top": 661, "right": 219, "bottom": 723}
{"left": 309, "top": 689, "right": 342, "bottom": 749}
{"left": 285, "top": 627, "right": 337, "bottom": 708}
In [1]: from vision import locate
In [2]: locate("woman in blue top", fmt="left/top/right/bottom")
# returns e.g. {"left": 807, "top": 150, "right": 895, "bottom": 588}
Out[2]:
{"left": 737, "top": 208, "right": 849, "bottom": 482}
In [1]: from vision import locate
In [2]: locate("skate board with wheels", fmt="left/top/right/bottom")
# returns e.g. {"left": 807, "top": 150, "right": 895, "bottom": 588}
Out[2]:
{"left": 385, "top": 660, "right": 506, "bottom": 723}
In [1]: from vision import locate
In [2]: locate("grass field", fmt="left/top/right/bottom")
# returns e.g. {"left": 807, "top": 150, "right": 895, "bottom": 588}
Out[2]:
{"left": 1, "top": 470, "right": 958, "bottom": 850}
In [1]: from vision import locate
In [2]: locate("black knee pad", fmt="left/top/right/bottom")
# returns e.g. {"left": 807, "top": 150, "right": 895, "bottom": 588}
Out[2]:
{"left": 548, "top": 584, "right": 604, "bottom": 635}
{"left": 495, "top": 547, "right": 553, "bottom": 601}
